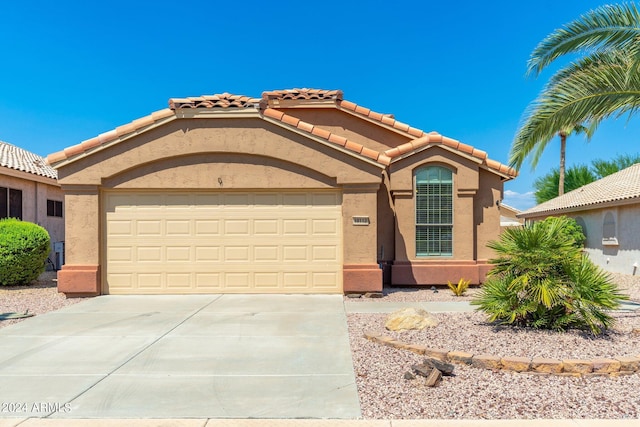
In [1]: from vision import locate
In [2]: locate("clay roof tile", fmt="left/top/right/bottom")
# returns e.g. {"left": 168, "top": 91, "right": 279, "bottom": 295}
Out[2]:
{"left": 0, "top": 140, "right": 58, "bottom": 179}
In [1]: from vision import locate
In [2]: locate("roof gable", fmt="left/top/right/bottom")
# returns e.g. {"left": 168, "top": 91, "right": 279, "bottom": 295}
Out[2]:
{"left": 45, "top": 89, "right": 516, "bottom": 180}
{"left": 520, "top": 163, "right": 640, "bottom": 217}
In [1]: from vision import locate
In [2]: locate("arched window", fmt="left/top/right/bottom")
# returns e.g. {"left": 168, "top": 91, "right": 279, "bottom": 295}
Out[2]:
{"left": 415, "top": 166, "right": 453, "bottom": 256}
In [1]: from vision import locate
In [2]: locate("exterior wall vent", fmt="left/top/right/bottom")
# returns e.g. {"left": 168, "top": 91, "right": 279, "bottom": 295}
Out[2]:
{"left": 352, "top": 216, "right": 370, "bottom": 226}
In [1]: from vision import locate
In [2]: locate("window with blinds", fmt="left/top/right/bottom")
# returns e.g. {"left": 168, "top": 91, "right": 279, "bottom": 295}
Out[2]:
{"left": 415, "top": 166, "right": 453, "bottom": 256}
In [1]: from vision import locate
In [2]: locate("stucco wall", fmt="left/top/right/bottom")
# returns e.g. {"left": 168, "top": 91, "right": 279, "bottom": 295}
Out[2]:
{"left": 570, "top": 205, "right": 640, "bottom": 275}
{"left": 0, "top": 171, "right": 64, "bottom": 256}
{"left": 389, "top": 146, "right": 480, "bottom": 262}
{"left": 475, "top": 169, "right": 502, "bottom": 261}
{"left": 56, "top": 116, "right": 385, "bottom": 295}
{"left": 387, "top": 146, "right": 503, "bottom": 285}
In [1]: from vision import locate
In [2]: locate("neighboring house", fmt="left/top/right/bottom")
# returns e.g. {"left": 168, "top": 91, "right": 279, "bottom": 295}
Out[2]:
{"left": 46, "top": 89, "right": 516, "bottom": 296}
{"left": 499, "top": 202, "right": 524, "bottom": 231}
{"left": 0, "top": 140, "right": 65, "bottom": 268}
{"left": 519, "top": 163, "right": 640, "bottom": 275}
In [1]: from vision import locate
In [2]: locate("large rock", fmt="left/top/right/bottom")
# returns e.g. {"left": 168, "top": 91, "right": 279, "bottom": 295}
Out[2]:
{"left": 384, "top": 307, "right": 439, "bottom": 331}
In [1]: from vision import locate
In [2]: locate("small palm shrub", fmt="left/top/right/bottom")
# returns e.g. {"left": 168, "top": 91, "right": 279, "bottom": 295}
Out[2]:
{"left": 537, "top": 215, "right": 586, "bottom": 248}
{"left": 472, "top": 216, "right": 626, "bottom": 335}
{"left": 447, "top": 278, "right": 470, "bottom": 296}
{"left": 0, "top": 219, "right": 50, "bottom": 286}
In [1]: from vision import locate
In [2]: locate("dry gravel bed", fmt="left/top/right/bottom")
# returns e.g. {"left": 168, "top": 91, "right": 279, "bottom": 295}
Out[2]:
{"left": 3, "top": 271, "right": 640, "bottom": 418}
{"left": 0, "top": 271, "right": 86, "bottom": 329}
{"left": 349, "top": 272, "right": 640, "bottom": 419}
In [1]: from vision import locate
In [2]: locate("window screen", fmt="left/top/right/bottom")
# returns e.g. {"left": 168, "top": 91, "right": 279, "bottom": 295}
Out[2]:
{"left": 415, "top": 166, "right": 453, "bottom": 256}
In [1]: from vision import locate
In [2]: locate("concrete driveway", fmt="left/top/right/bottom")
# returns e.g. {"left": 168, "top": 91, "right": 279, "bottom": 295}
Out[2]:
{"left": 0, "top": 295, "right": 361, "bottom": 419}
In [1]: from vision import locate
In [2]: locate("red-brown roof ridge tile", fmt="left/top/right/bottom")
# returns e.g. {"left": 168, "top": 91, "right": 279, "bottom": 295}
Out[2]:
{"left": 262, "top": 88, "right": 344, "bottom": 101}
{"left": 169, "top": 93, "right": 260, "bottom": 110}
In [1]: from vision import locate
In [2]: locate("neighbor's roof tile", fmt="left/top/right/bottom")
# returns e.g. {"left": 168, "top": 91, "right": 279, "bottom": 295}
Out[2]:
{"left": 520, "top": 163, "right": 640, "bottom": 217}
{"left": 1, "top": 141, "right": 57, "bottom": 179}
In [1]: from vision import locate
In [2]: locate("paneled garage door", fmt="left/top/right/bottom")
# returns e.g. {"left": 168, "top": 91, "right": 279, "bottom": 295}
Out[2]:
{"left": 104, "top": 191, "right": 342, "bottom": 294}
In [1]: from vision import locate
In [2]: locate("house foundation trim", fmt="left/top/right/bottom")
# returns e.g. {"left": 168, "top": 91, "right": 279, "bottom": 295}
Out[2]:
{"left": 343, "top": 264, "right": 383, "bottom": 293}
{"left": 58, "top": 265, "right": 101, "bottom": 297}
{"left": 391, "top": 260, "right": 492, "bottom": 286}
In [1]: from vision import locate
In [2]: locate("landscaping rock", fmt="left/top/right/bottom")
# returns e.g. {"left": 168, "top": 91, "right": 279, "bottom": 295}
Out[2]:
{"left": 384, "top": 307, "right": 439, "bottom": 331}
{"left": 424, "top": 347, "right": 449, "bottom": 361}
{"left": 501, "top": 356, "right": 531, "bottom": 372}
{"left": 615, "top": 356, "right": 640, "bottom": 372}
{"left": 425, "top": 368, "right": 442, "bottom": 387}
{"left": 592, "top": 358, "right": 621, "bottom": 374}
{"left": 562, "top": 359, "right": 593, "bottom": 374}
{"left": 410, "top": 364, "right": 442, "bottom": 387}
{"left": 404, "top": 371, "right": 416, "bottom": 380}
{"left": 422, "top": 358, "right": 455, "bottom": 376}
{"left": 364, "top": 292, "right": 383, "bottom": 298}
{"left": 531, "top": 357, "right": 563, "bottom": 374}
{"left": 472, "top": 354, "right": 502, "bottom": 370}
{"left": 448, "top": 351, "right": 473, "bottom": 365}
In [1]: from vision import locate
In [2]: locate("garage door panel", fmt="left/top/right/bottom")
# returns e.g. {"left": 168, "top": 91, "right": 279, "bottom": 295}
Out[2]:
{"left": 105, "top": 191, "right": 342, "bottom": 294}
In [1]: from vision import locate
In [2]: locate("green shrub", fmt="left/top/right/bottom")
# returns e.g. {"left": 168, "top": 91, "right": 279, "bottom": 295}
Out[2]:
{"left": 0, "top": 219, "right": 50, "bottom": 286}
{"left": 471, "top": 216, "right": 626, "bottom": 335}
{"left": 447, "top": 278, "right": 470, "bottom": 296}
{"left": 537, "top": 215, "right": 586, "bottom": 248}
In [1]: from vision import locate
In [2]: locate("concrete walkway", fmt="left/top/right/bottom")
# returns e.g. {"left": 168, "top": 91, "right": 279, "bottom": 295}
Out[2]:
{"left": 0, "top": 295, "right": 360, "bottom": 420}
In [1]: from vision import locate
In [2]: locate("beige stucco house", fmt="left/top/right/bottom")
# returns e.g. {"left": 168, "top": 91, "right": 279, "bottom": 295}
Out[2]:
{"left": 47, "top": 89, "right": 516, "bottom": 296}
{"left": 499, "top": 203, "right": 524, "bottom": 231}
{"left": 519, "top": 163, "right": 640, "bottom": 275}
{"left": 1, "top": 141, "right": 65, "bottom": 267}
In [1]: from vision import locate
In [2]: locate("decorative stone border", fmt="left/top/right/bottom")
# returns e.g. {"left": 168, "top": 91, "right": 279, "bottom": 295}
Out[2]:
{"left": 363, "top": 330, "right": 640, "bottom": 377}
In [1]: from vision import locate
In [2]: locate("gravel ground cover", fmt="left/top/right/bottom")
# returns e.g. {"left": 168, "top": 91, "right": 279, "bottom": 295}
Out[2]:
{"left": 2, "top": 271, "right": 640, "bottom": 418}
{"left": 349, "top": 272, "right": 640, "bottom": 419}
{"left": 0, "top": 271, "right": 86, "bottom": 329}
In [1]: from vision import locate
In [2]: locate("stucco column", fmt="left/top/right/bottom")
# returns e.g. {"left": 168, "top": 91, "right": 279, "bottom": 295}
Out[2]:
{"left": 341, "top": 184, "right": 382, "bottom": 293}
{"left": 455, "top": 189, "right": 476, "bottom": 260}
{"left": 57, "top": 185, "right": 101, "bottom": 296}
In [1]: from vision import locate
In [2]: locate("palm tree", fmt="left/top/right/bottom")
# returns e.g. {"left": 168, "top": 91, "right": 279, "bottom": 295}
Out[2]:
{"left": 510, "top": 3, "right": 640, "bottom": 178}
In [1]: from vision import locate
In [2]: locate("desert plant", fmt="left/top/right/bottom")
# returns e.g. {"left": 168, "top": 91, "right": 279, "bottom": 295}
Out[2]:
{"left": 447, "top": 278, "right": 470, "bottom": 297}
{"left": 472, "top": 216, "right": 626, "bottom": 335}
{"left": 0, "top": 218, "right": 50, "bottom": 286}
{"left": 536, "top": 215, "right": 586, "bottom": 248}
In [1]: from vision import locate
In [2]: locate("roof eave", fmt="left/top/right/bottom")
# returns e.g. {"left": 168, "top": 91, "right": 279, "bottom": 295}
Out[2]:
{"left": 518, "top": 196, "right": 640, "bottom": 218}
{"left": 0, "top": 165, "right": 59, "bottom": 186}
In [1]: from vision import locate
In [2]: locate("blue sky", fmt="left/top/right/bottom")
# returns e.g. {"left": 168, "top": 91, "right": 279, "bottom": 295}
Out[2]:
{"left": 1, "top": 1, "right": 638, "bottom": 210}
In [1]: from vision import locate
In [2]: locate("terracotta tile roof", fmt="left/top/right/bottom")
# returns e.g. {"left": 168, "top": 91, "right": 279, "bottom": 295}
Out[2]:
{"left": 169, "top": 93, "right": 261, "bottom": 109}
{"left": 1, "top": 140, "right": 57, "bottom": 179}
{"left": 262, "top": 108, "right": 391, "bottom": 166}
{"left": 383, "top": 133, "right": 517, "bottom": 178}
{"left": 46, "top": 108, "right": 175, "bottom": 165}
{"left": 519, "top": 163, "right": 640, "bottom": 217}
{"left": 262, "top": 88, "right": 424, "bottom": 138}
{"left": 262, "top": 88, "right": 343, "bottom": 102}
{"left": 45, "top": 88, "right": 514, "bottom": 179}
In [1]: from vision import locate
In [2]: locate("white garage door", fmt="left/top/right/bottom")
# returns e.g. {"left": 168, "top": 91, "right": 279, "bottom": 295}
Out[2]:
{"left": 104, "top": 191, "right": 342, "bottom": 294}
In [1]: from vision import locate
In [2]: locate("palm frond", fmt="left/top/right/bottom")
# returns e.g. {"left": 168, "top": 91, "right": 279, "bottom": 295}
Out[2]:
{"left": 511, "top": 51, "right": 640, "bottom": 170}
{"left": 528, "top": 2, "right": 640, "bottom": 76}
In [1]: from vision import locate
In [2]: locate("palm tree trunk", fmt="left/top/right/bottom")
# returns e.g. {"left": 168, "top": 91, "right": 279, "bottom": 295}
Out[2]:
{"left": 559, "top": 132, "right": 566, "bottom": 196}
